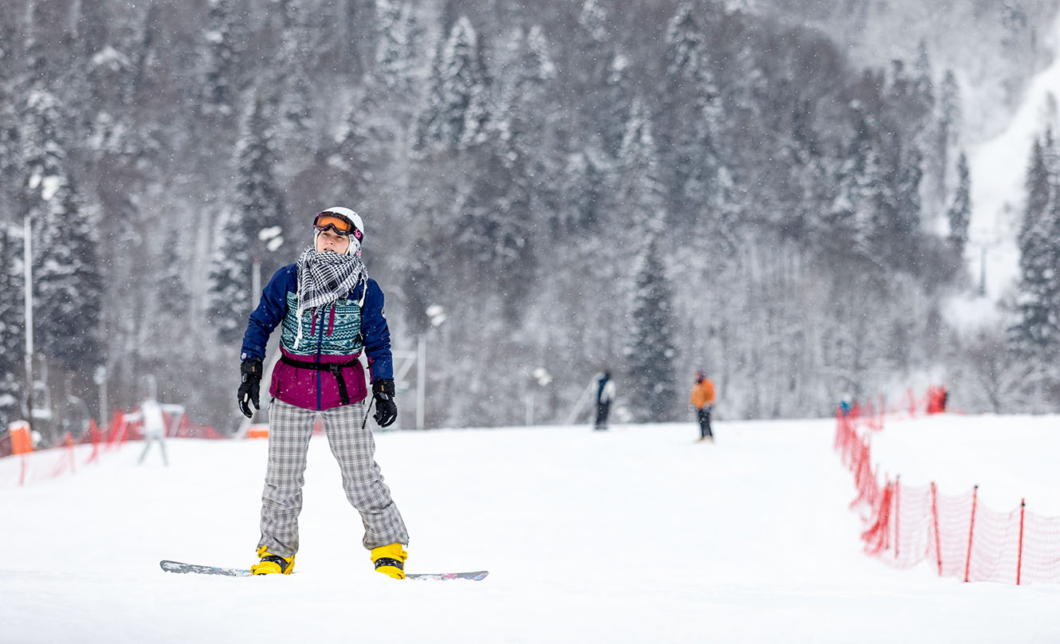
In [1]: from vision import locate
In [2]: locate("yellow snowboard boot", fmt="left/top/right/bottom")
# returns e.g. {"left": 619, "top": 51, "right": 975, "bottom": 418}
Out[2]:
{"left": 251, "top": 545, "right": 295, "bottom": 575}
{"left": 370, "top": 543, "right": 407, "bottom": 579}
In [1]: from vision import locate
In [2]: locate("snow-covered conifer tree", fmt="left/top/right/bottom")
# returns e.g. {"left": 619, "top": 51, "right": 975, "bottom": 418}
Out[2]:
{"left": 661, "top": 4, "right": 722, "bottom": 233}
{"left": 21, "top": 90, "right": 104, "bottom": 374}
{"left": 201, "top": 0, "right": 242, "bottom": 118}
{"left": 618, "top": 98, "right": 666, "bottom": 241}
{"left": 1010, "top": 133, "right": 1059, "bottom": 360}
{"left": 414, "top": 16, "right": 491, "bottom": 152}
{"left": 207, "top": 204, "right": 252, "bottom": 344}
{"left": 275, "top": 0, "right": 315, "bottom": 146}
{"left": 234, "top": 93, "right": 286, "bottom": 278}
{"left": 946, "top": 152, "right": 971, "bottom": 256}
{"left": 0, "top": 226, "right": 24, "bottom": 426}
{"left": 600, "top": 51, "right": 632, "bottom": 158}
{"left": 375, "top": 0, "right": 418, "bottom": 100}
{"left": 624, "top": 234, "right": 679, "bottom": 422}
{"left": 932, "top": 69, "right": 962, "bottom": 208}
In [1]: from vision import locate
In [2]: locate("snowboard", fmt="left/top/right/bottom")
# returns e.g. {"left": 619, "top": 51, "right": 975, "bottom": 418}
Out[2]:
{"left": 160, "top": 560, "right": 488, "bottom": 581}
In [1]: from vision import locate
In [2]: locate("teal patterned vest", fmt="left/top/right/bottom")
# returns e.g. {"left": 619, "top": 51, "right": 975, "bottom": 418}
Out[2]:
{"left": 280, "top": 292, "right": 364, "bottom": 357}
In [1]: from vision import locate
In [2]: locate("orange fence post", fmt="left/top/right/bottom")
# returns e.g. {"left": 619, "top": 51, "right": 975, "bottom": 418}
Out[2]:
{"left": 1017, "top": 499, "right": 1025, "bottom": 585}
{"left": 964, "top": 484, "right": 978, "bottom": 583}
{"left": 86, "top": 419, "right": 100, "bottom": 464}
{"left": 9, "top": 421, "right": 32, "bottom": 455}
{"left": 894, "top": 475, "right": 900, "bottom": 559}
{"left": 931, "top": 482, "right": 941, "bottom": 576}
{"left": 66, "top": 433, "right": 75, "bottom": 474}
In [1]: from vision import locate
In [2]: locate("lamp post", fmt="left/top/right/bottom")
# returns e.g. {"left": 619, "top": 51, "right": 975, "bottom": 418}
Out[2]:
{"left": 23, "top": 215, "right": 34, "bottom": 439}
{"left": 418, "top": 305, "right": 447, "bottom": 430}
{"left": 526, "top": 368, "right": 552, "bottom": 426}
{"left": 93, "top": 365, "right": 108, "bottom": 431}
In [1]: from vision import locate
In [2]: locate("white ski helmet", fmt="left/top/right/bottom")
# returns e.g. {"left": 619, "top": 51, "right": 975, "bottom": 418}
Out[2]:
{"left": 314, "top": 206, "right": 364, "bottom": 255}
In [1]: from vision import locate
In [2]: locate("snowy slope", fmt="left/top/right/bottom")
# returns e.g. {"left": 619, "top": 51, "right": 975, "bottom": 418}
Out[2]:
{"left": 1, "top": 417, "right": 1059, "bottom": 644}
{"left": 967, "top": 11, "right": 1060, "bottom": 303}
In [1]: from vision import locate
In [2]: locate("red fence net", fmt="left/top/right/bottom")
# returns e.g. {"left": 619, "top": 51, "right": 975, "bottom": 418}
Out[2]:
{"left": 835, "top": 408, "right": 1060, "bottom": 585}
{"left": 1, "top": 409, "right": 223, "bottom": 488}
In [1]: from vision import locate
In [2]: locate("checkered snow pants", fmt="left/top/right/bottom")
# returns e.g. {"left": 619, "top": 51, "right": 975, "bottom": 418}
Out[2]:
{"left": 258, "top": 398, "right": 409, "bottom": 557}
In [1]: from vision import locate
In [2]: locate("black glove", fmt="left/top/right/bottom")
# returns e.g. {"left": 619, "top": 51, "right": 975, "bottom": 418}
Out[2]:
{"left": 372, "top": 379, "right": 398, "bottom": 428}
{"left": 239, "top": 360, "right": 263, "bottom": 419}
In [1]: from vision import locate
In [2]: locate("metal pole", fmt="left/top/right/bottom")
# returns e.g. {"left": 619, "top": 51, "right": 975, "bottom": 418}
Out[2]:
{"left": 416, "top": 333, "right": 426, "bottom": 429}
{"left": 252, "top": 258, "right": 262, "bottom": 308}
{"left": 23, "top": 215, "right": 34, "bottom": 439}
{"left": 978, "top": 246, "right": 986, "bottom": 297}
{"left": 931, "top": 481, "right": 942, "bottom": 576}
{"left": 100, "top": 376, "right": 108, "bottom": 431}
{"left": 964, "top": 484, "right": 978, "bottom": 583}
{"left": 895, "top": 475, "right": 900, "bottom": 560}
{"left": 1016, "top": 498, "right": 1025, "bottom": 585}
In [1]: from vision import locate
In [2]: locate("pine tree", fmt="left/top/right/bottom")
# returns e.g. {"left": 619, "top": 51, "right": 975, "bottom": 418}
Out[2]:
{"left": 157, "top": 228, "right": 191, "bottom": 326}
{"left": 21, "top": 90, "right": 104, "bottom": 374}
{"left": 1010, "top": 134, "right": 1058, "bottom": 360}
{"left": 624, "top": 234, "right": 679, "bottom": 422}
{"left": 895, "top": 143, "right": 924, "bottom": 273}
{"left": 374, "top": 0, "right": 418, "bottom": 100}
{"left": 207, "top": 204, "right": 253, "bottom": 344}
{"left": 333, "top": 91, "right": 381, "bottom": 208}
{"left": 664, "top": 4, "right": 702, "bottom": 83}
{"left": 201, "top": 0, "right": 242, "bottom": 118}
{"left": 235, "top": 93, "right": 286, "bottom": 278}
{"left": 840, "top": 104, "right": 880, "bottom": 253}
{"left": 414, "top": 16, "right": 491, "bottom": 152}
{"left": 934, "top": 69, "right": 962, "bottom": 205}
{"left": 600, "top": 50, "right": 632, "bottom": 158}
{"left": 660, "top": 3, "right": 721, "bottom": 232}
{"left": 275, "top": 0, "right": 315, "bottom": 145}
{"left": 618, "top": 98, "right": 666, "bottom": 241}
{"left": 912, "top": 40, "right": 935, "bottom": 113}
{"left": 0, "top": 226, "right": 24, "bottom": 427}
{"left": 946, "top": 152, "right": 972, "bottom": 256}
{"left": 556, "top": 150, "right": 608, "bottom": 235}
{"left": 577, "top": 0, "right": 607, "bottom": 45}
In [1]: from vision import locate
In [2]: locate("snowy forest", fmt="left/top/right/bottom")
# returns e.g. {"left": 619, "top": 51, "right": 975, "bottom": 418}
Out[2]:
{"left": 1, "top": 0, "right": 1060, "bottom": 442}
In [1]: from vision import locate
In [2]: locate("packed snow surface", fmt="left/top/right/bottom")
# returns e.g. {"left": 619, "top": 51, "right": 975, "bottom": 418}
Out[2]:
{"left": 2, "top": 415, "right": 1059, "bottom": 643}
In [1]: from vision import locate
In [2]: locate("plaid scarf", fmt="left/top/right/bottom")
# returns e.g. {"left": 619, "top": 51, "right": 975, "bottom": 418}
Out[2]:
{"left": 293, "top": 247, "right": 367, "bottom": 349}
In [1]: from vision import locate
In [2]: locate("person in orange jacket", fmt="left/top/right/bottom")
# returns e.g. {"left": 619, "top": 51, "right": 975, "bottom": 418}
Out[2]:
{"left": 690, "top": 370, "right": 715, "bottom": 442}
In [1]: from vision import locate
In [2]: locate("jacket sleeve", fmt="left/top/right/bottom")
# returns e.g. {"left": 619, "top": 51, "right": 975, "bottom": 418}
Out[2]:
{"left": 360, "top": 278, "right": 394, "bottom": 382}
{"left": 240, "top": 265, "right": 295, "bottom": 362}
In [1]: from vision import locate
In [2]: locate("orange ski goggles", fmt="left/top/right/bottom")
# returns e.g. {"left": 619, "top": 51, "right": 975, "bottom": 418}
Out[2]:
{"left": 314, "top": 212, "right": 363, "bottom": 241}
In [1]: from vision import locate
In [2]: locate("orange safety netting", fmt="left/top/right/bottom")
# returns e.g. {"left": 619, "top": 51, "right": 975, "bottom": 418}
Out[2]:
{"left": 835, "top": 407, "right": 1060, "bottom": 585}
{"left": 1, "top": 409, "right": 223, "bottom": 488}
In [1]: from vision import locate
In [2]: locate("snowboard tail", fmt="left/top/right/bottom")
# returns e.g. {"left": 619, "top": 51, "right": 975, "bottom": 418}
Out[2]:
{"left": 159, "top": 560, "right": 487, "bottom": 581}
{"left": 160, "top": 560, "right": 252, "bottom": 577}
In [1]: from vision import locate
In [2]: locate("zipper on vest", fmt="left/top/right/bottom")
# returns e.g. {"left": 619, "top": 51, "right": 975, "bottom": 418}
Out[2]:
{"left": 315, "top": 303, "right": 325, "bottom": 411}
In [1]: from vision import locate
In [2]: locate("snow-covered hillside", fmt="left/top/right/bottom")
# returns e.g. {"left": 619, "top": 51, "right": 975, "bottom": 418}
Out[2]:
{"left": 967, "top": 11, "right": 1060, "bottom": 302}
{"left": 2, "top": 416, "right": 1058, "bottom": 643}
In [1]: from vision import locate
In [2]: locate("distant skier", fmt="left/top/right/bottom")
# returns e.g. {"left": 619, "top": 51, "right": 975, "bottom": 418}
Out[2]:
{"left": 594, "top": 371, "right": 616, "bottom": 430}
{"left": 237, "top": 207, "right": 409, "bottom": 578}
{"left": 126, "top": 394, "right": 180, "bottom": 466}
{"left": 690, "top": 370, "right": 715, "bottom": 442}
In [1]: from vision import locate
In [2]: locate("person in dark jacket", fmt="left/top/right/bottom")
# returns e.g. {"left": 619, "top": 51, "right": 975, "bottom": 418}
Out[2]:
{"left": 594, "top": 371, "right": 616, "bottom": 431}
{"left": 237, "top": 207, "right": 409, "bottom": 578}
